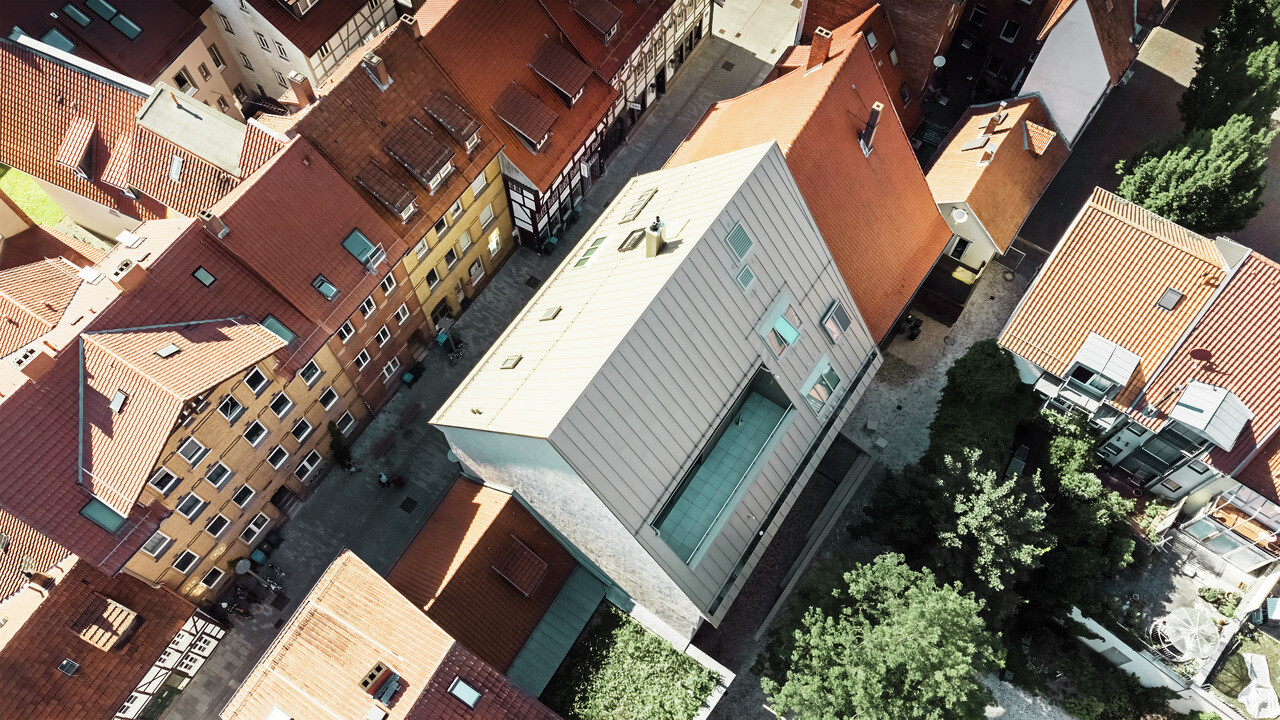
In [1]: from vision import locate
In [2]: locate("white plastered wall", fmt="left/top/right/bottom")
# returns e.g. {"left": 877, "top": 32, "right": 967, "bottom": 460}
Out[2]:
{"left": 1021, "top": 0, "right": 1111, "bottom": 142}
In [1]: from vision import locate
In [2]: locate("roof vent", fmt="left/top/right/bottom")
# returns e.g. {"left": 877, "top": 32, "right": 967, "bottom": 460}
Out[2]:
{"left": 539, "top": 306, "right": 562, "bottom": 321}
{"left": 109, "top": 257, "right": 147, "bottom": 293}
{"left": 363, "top": 52, "right": 392, "bottom": 90}
{"left": 501, "top": 354, "right": 523, "bottom": 370}
{"left": 361, "top": 662, "right": 391, "bottom": 693}
{"left": 110, "top": 389, "right": 128, "bottom": 414}
{"left": 155, "top": 343, "right": 181, "bottom": 358}
{"left": 58, "top": 659, "right": 79, "bottom": 676}
{"left": 950, "top": 207, "right": 969, "bottom": 223}
{"left": 645, "top": 216, "right": 666, "bottom": 258}
{"left": 448, "top": 677, "right": 482, "bottom": 708}
{"left": 11, "top": 345, "right": 55, "bottom": 382}
{"left": 197, "top": 210, "right": 230, "bottom": 239}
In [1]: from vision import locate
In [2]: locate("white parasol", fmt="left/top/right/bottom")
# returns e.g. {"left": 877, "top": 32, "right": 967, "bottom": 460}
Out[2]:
{"left": 1159, "top": 606, "right": 1220, "bottom": 659}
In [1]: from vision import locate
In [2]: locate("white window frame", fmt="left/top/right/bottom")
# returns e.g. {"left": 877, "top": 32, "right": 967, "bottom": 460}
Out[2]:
{"left": 488, "top": 229, "right": 501, "bottom": 258}
{"left": 458, "top": 230, "right": 473, "bottom": 253}
{"left": 244, "top": 367, "right": 268, "bottom": 394}
{"left": 176, "top": 493, "right": 207, "bottom": 520}
{"left": 209, "top": 43, "right": 226, "bottom": 69}
{"left": 425, "top": 268, "right": 440, "bottom": 289}
{"left": 206, "top": 514, "right": 230, "bottom": 537}
{"left": 243, "top": 420, "right": 268, "bottom": 447}
{"left": 200, "top": 566, "right": 225, "bottom": 588}
{"left": 274, "top": 69, "right": 288, "bottom": 88}
{"left": 353, "top": 350, "right": 371, "bottom": 370}
{"left": 204, "top": 461, "right": 233, "bottom": 489}
{"left": 177, "top": 437, "right": 208, "bottom": 465}
{"left": 172, "top": 550, "right": 200, "bottom": 574}
{"left": 275, "top": 41, "right": 288, "bottom": 59}
{"left": 450, "top": 199, "right": 464, "bottom": 221}
{"left": 295, "top": 451, "right": 321, "bottom": 481}
{"left": 231, "top": 484, "right": 255, "bottom": 508}
{"left": 337, "top": 321, "right": 355, "bottom": 343}
{"left": 866, "top": 30, "right": 878, "bottom": 49}
{"left": 149, "top": 467, "right": 179, "bottom": 495}
{"left": 821, "top": 300, "right": 853, "bottom": 343}
{"left": 360, "top": 296, "right": 377, "bottom": 317}
{"left": 141, "top": 531, "right": 172, "bottom": 558}
{"left": 255, "top": 31, "right": 270, "bottom": 51}
{"left": 414, "top": 237, "right": 430, "bottom": 259}
{"left": 270, "top": 392, "right": 295, "bottom": 418}
{"left": 219, "top": 12, "right": 233, "bottom": 32}
{"left": 299, "top": 360, "right": 321, "bottom": 386}
{"left": 239, "top": 52, "right": 253, "bottom": 70}
{"left": 470, "top": 171, "right": 488, "bottom": 198}
{"left": 374, "top": 325, "right": 391, "bottom": 346}
{"left": 242, "top": 512, "right": 270, "bottom": 543}
{"left": 394, "top": 303, "right": 410, "bottom": 325}
{"left": 319, "top": 387, "right": 340, "bottom": 409}
{"left": 479, "top": 203, "right": 495, "bottom": 227}
{"left": 336, "top": 412, "right": 355, "bottom": 434}
{"left": 267, "top": 445, "right": 289, "bottom": 469}
{"left": 380, "top": 273, "right": 397, "bottom": 294}
{"left": 804, "top": 357, "right": 843, "bottom": 416}
{"left": 291, "top": 418, "right": 314, "bottom": 442}
{"left": 444, "top": 247, "right": 458, "bottom": 268}
{"left": 382, "top": 357, "right": 401, "bottom": 382}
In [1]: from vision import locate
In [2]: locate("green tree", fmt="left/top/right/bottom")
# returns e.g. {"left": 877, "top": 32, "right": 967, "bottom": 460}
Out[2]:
{"left": 924, "top": 339, "right": 1038, "bottom": 470}
{"left": 1179, "top": 0, "right": 1280, "bottom": 129}
{"left": 1116, "top": 114, "right": 1274, "bottom": 234}
{"left": 869, "top": 450, "right": 1052, "bottom": 622}
{"left": 761, "top": 554, "right": 1003, "bottom": 720}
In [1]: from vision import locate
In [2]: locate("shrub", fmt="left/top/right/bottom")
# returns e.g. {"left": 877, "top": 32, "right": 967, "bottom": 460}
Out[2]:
{"left": 328, "top": 421, "right": 353, "bottom": 470}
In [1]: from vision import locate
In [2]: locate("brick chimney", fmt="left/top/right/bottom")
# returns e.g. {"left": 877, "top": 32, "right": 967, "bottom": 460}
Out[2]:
{"left": 645, "top": 216, "right": 666, "bottom": 258}
{"left": 808, "top": 27, "right": 833, "bottom": 71}
{"left": 860, "top": 101, "right": 883, "bottom": 156}
{"left": 108, "top": 257, "right": 147, "bottom": 293}
{"left": 10, "top": 345, "right": 55, "bottom": 383}
{"left": 286, "top": 71, "right": 315, "bottom": 109}
{"left": 400, "top": 13, "right": 422, "bottom": 39}
{"left": 198, "top": 209, "right": 229, "bottom": 238}
{"left": 364, "top": 52, "right": 391, "bottom": 89}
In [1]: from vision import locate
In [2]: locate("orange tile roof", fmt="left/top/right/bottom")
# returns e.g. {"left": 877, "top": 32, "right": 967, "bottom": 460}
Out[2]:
{"left": 0, "top": 259, "right": 82, "bottom": 356}
{"left": 999, "top": 188, "right": 1228, "bottom": 406}
{"left": 666, "top": 23, "right": 953, "bottom": 342}
{"left": 926, "top": 95, "right": 1069, "bottom": 252}
{"left": 415, "top": 0, "right": 619, "bottom": 193}
{"left": 1128, "top": 254, "right": 1280, "bottom": 477}
{"left": 386, "top": 479, "right": 575, "bottom": 671}
{"left": 223, "top": 551, "right": 561, "bottom": 720}
{"left": 0, "top": 559, "right": 193, "bottom": 720}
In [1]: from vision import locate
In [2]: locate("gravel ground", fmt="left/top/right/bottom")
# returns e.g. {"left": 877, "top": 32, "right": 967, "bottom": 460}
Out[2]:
{"left": 983, "top": 676, "right": 1076, "bottom": 720}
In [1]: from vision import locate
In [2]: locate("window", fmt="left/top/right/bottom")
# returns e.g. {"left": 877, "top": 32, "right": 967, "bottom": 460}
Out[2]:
{"left": 970, "top": 3, "right": 988, "bottom": 25}
{"left": 256, "top": 32, "right": 270, "bottom": 51}
{"left": 425, "top": 268, "right": 440, "bottom": 288}
{"left": 337, "top": 321, "right": 355, "bottom": 342}
{"left": 1157, "top": 287, "right": 1184, "bottom": 311}
{"left": 359, "top": 296, "right": 377, "bottom": 318}
{"left": 488, "top": 229, "right": 502, "bottom": 258}
{"left": 822, "top": 301, "right": 853, "bottom": 343}
{"left": 888, "top": 46, "right": 899, "bottom": 66}
{"left": 449, "top": 678, "right": 482, "bottom": 708}
{"left": 86, "top": 0, "right": 142, "bottom": 39}
{"left": 219, "top": 12, "right": 234, "bottom": 33}
{"left": 574, "top": 237, "right": 606, "bottom": 268}
{"left": 380, "top": 273, "right": 397, "bottom": 294}
{"left": 337, "top": 412, "right": 355, "bottom": 434}
{"left": 244, "top": 367, "right": 268, "bottom": 394}
{"left": 429, "top": 162, "right": 454, "bottom": 191}
{"left": 232, "top": 485, "right": 255, "bottom": 507}
{"left": 40, "top": 29, "right": 76, "bottom": 52}
{"left": 218, "top": 395, "right": 244, "bottom": 421}
{"left": 206, "top": 514, "right": 230, "bottom": 537}
{"left": 198, "top": 63, "right": 211, "bottom": 81}
{"left": 176, "top": 493, "right": 207, "bottom": 519}
{"left": 172, "top": 550, "right": 199, "bottom": 574}
{"left": 444, "top": 248, "right": 458, "bottom": 267}
{"left": 63, "top": 4, "right": 92, "bottom": 26}
{"left": 415, "top": 238, "right": 430, "bottom": 259}
{"left": 275, "top": 41, "right": 288, "bottom": 59}
{"left": 1000, "top": 19, "right": 1020, "bottom": 42}
{"left": 470, "top": 171, "right": 488, "bottom": 198}
{"left": 317, "top": 41, "right": 331, "bottom": 59}
{"left": 193, "top": 266, "right": 216, "bottom": 286}
{"left": 764, "top": 303, "right": 804, "bottom": 356}
{"left": 319, "top": 387, "right": 339, "bottom": 409}
{"left": 274, "top": 70, "right": 288, "bottom": 88}
{"left": 291, "top": 418, "right": 313, "bottom": 441}
{"left": 267, "top": 446, "right": 289, "bottom": 469}
{"left": 177, "top": 437, "right": 208, "bottom": 465}
{"left": 242, "top": 512, "right": 270, "bottom": 543}
{"left": 205, "top": 462, "right": 232, "bottom": 489}
{"left": 239, "top": 52, "right": 253, "bottom": 71}
{"left": 299, "top": 360, "right": 321, "bottom": 386}
{"left": 458, "top": 230, "right": 473, "bottom": 253}
{"left": 394, "top": 304, "right": 410, "bottom": 325}
{"left": 468, "top": 260, "right": 484, "bottom": 282}
{"left": 201, "top": 567, "right": 225, "bottom": 588}
{"left": 209, "top": 43, "right": 225, "bottom": 69}
{"left": 450, "top": 199, "right": 464, "bottom": 221}
{"left": 374, "top": 326, "right": 391, "bottom": 346}
{"left": 899, "top": 82, "right": 911, "bottom": 106}
{"left": 353, "top": 350, "right": 370, "bottom": 370}
{"left": 313, "top": 274, "right": 339, "bottom": 300}
{"left": 262, "top": 315, "right": 295, "bottom": 343}
{"left": 217, "top": 97, "right": 230, "bottom": 113}
{"left": 949, "top": 237, "right": 971, "bottom": 260}
{"left": 433, "top": 216, "right": 448, "bottom": 237}
{"left": 149, "top": 468, "right": 179, "bottom": 495}
{"left": 141, "top": 531, "right": 172, "bottom": 558}
{"left": 866, "top": 30, "right": 878, "bottom": 49}
{"left": 382, "top": 357, "right": 401, "bottom": 381}
{"left": 270, "top": 393, "right": 294, "bottom": 418}
{"left": 724, "top": 222, "right": 753, "bottom": 260}
{"left": 81, "top": 499, "right": 125, "bottom": 532}
{"left": 466, "top": 132, "right": 480, "bottom": 152}
{"left": 479, "top": 203, "right": 495, "bottom": 227}
{"left": 233, "top": 83, "right": 247, "bottom": 100}
{"left": 295, "top": 451, "right": 322, "bottom": 481}
{"left": 806, "top": 360, "right": 842, "bottom": 415}
{"left": 243, "top": 421, "right": 267, "bottom": 447}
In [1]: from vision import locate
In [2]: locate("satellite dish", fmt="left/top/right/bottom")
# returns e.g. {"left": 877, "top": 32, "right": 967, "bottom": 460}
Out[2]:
{"left": 235, "top": 559, "right": 251, "bottom": 574}
{"left": 933, "top": 55, "right": 947, "bottom": 68}
{"left": 951, "top": 207, "right": 969, "bottom": 223}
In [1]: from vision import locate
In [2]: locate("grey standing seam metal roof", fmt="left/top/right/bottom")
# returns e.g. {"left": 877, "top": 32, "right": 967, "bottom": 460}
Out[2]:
{"left": 505, "top": 565, "right": 608, "bottom": 696}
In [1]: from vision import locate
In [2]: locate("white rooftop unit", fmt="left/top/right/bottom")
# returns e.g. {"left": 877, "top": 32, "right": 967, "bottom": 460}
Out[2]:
{"left": 1170, "top": 380, "right": 1253, "bottom": 451}
{"left": 1070, "top": 332, "right": 1141, "bottom": 387}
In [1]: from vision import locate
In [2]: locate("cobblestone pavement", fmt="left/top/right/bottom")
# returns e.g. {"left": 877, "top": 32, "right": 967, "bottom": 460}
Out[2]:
{"left": 164, "top": 1, "right": 801, "bottom": 717}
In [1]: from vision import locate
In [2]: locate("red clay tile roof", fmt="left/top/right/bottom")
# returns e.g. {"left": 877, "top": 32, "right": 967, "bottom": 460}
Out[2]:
{"left": 0, "top": 39, "right": 166, "bottom": 222}
{"left": 999, "top": 188, "right": 1228, "bottom": 406}
{"left": 80, "top": 318, "right": 285, "bottom": 516}
{"left": 54, "top": 117, "right": 96, "bottom": 171}
{"left": 926, "top": 95, "right": 1069, "bottom": 252}
{"left": 239, "top": 122, "right": 289, "bottom": 177}
{"left": 386, "top": 479, "right": 575, "bottom": 671}
{"left": 126, "top": 125, "right": 243, "bottom": 217}
{"left": 223, "top": 551, "right": 561, "bottom": 720}
{"left": 0, "top": 560, "right": 193, "bottom": 720}
{"left": 244, "top": 0, "right": 378, "bottom": 56}
{"left": 0, "top": 510, "right": 71, "bottom": 603}
{"left": 424, "top": 91, "right": 481, "bottom": 146}
{"left": 530, "top": 39, "right": 593, "bottom": 98}
{"left": 1128, "top": 254, "right": 1280, "bottom": 478}
{"left": 1, "top": 0, "right": 210, "bottom": 83}
{"left": 0, "top": 225, "right": 106, "bottom": 270}
{"left": 666, "top": 25, "right": 952, "bottom": 343}
{"left": 800, "top": 0, "right": 956, "bottom": 99}
{"left": 493, "top": 83, "right": 559, "bottom": 147}
{"left": 73, "top": 594, "right": 140, "bottom": 651}
{"left": 0, "top": 258, "right": 82, "bottom": 356}
{"left": 538, "top": 0, "right": 673, "bottom": 81}
{"left": 415, "top": 0, "right": 618, "bottom": 193}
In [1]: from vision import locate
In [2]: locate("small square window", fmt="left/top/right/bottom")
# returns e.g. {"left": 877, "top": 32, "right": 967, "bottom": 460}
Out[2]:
{"left": 337, "top": 412, "right": 355, "bottom": 434}
{"left": 300, "top": 361, "right": 321, "bottom": 386}
{"left": 970, "top": 4, "right": 988, "bottom": 25}
{"left": 242, "top": 512, "right": 270, "bottom": 542}
{"left": 319, "top": 387, "right": 339, "bottom": 409}
{"left": 426, "top": 269, "right": 440, "bottom": 288}
{"left": 205, "top": 514, "right": 230, "bottom": 537}
{"left": 176, "top": 493, "right": 207, "bottom": 519}
{"left": 999, "top": 19, "right": 1020, "bottom": 42}
{"left": 360, "top": 296, "right": 377, "bottom": 318}
{"left": 274, "top": 70, "right": 288, "bottom": 88}
{"left": 63, "top": 4, "right": 92, "bottom": 26}
{"left": 243, "top": 421, "right": 267, "bottom": 446}
{"left": 173, "top": 550, "right": 200, "bottom": 574}
{"left": 177, "top": 437, "right": 208, "bottom": 465}
{"left": 1156, "top": 287, "right": 1184, "bottom": 311}
{"left": 244, "top": 367, "right": 268, "bottom": 394}
{"left": 291, "top": 419, "right": 313, "bottom": 441}
{"left": 337, "top": 321, "right": 355, "bottom": 343}
{"left": 218, "top": 395, "right": 244, "bottom": 421}
{"left": 380, "top": 273, "right": 397, "bottom": 295}
{"left": 267, "top": 446, "right": 289, "bottom": 469}
{"left": 198, "top": 63, "right": 211, "bottom": 81}
{"left": 141, "top": 531, "right": 172, "bottom": 557}
{"left": 806, "top": 361, "right": 843, "bottom": 415}
{"left": 201, "top": 567, "right": 225, "bottom": 588}
{"left": 444, "top": 248, "right": 458, "bottom": 267}
{"left": 270, "top": 393, "right": 294, "bottom": 418}
{"left": 470, "top": 172, "right": 488, "bottom": 197}
{"left": 395, "top": 304, "right": 410, "bottom": 325}
{"left": 256, "top": 31, "right": 270, "bottom": 50}
{"left": 275, "top": 41, "right": 288, "bottom": 59}
{"left": 450, "top": 199, "right": 464, "bottom": 221}
{"left": 149, "top": 468, "right": 178, "bottom": 494}
{"left": 193, "top": 266, "right": 216, "bottom": 286}
{"left": 41, "top": 28, "right": 77, "bottom": 52}
{"left": 239, "top": 52, "right": 253, "bottom": 70}
{"left": 888, "top": 46, "right": 899, "bottom": 66}
{"left": 232, "top": 484, "right": 255, "bottom": 507}
{"left": 205, "top": 462, "right": 232, "bottom": 489}
{"left": 353, "top": 350, "right": 370, "bottom": 370}
{"left": 459, "top": 230, "right": 473, "bottom": 253}
{"left": 313, "top": 274, "right": 339, "bottom": 300}
{"left": 415, "top": 238, "right": 430, "bottom": 259}
{"left": 822, "top": 301, "right": 853, "bottom": 343}
{"left": 434, "top": 216, "right": 448, "bottom": 237}
{"left": 375, "top": 326, "right": 391, "bottom": 346}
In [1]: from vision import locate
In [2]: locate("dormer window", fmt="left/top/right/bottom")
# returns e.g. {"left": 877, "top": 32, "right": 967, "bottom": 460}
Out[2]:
{"left": 428, "top": 161, "right": 454, "bottom": 193}
{"left": 466, "top": 132, "right": 480, "bottom": 152}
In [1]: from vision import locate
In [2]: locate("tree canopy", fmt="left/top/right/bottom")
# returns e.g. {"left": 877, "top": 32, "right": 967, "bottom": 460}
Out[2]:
{"left": 761, "top": 554, "right": 1003, "bottom": 720}
{"left": 1179, "top": 0, "right": 1280, "bottom": 130}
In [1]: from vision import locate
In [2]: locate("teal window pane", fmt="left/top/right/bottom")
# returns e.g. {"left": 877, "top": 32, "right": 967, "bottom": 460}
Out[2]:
{"left": 342, "top": 229, "right": 376, "bottom": 263}
{"left": 81, "top": 498, "right": 126, "bottom": 532}
{"left": 774, "top": 315, "right": 800, "bottom": 345}
{"left": 262, "top": 314, "right": 295, "bottom": 343}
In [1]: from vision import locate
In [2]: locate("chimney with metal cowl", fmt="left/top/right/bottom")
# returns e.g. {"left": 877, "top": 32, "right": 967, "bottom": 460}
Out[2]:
{"left": 808, "top": 27, "right": 833, "bottom": 71}
{"left": 198, "top": 209, "right": 229, "bottom": 238}
{"left": 860, "top": 102, "right": 883, "bottom": 156}
{"left": 364, "top": 52, "right": 391, "bottom": 90}
{"left": 645, "top": 216, "right": 666, "bottom": 258}
{"left": 286, "top": 71, "right": 315, "bottom": 109}
{"left": 109, "top": 257, "right": 146, "bottom": 293}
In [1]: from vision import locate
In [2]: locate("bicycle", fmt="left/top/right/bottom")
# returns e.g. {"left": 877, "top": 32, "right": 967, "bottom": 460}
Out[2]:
{"left": 447, "top": 343, "right": 467, "bottom": 367}
{"left": 220, "top": 601, "right": 253, "bottom": 619}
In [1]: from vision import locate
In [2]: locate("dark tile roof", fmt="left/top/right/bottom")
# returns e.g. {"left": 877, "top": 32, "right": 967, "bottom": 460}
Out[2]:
{"left": 573, "top": 0, "right": 623, "bottom": 34}
{"left": 530, "top": 39, "right": 592, "bottom": 98}
{"left": 493, "top": 83, "right": 558, "bottom": 147}
{"left": 383, "top": 117, "right": 454, "bottom": 187}
{"left": 357, "top": 160, "right": 418, "bottom": 215}
{"left": 424, "top": 91, "right": 480, "bottom": 146}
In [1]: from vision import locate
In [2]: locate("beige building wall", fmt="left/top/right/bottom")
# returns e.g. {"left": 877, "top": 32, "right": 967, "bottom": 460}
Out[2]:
{"left": 400, "top": 157, "right": 516, "bottom": 327}
{"left": 0, "top": 193, "right": 31, "bottom": 239}
{"left": 156, "top": 14, "right": 248, "bottom": 119}
{"left": 32, "top": 175, "right": 142, "bottom": 237}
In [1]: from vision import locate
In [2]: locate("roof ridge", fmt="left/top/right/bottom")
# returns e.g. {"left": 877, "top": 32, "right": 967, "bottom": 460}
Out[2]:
{"left": 1087, "top": 191, "right": 1222, "bottom": 267}
{"left": 6, "top": 35, "right": 153, "bottom": 97}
